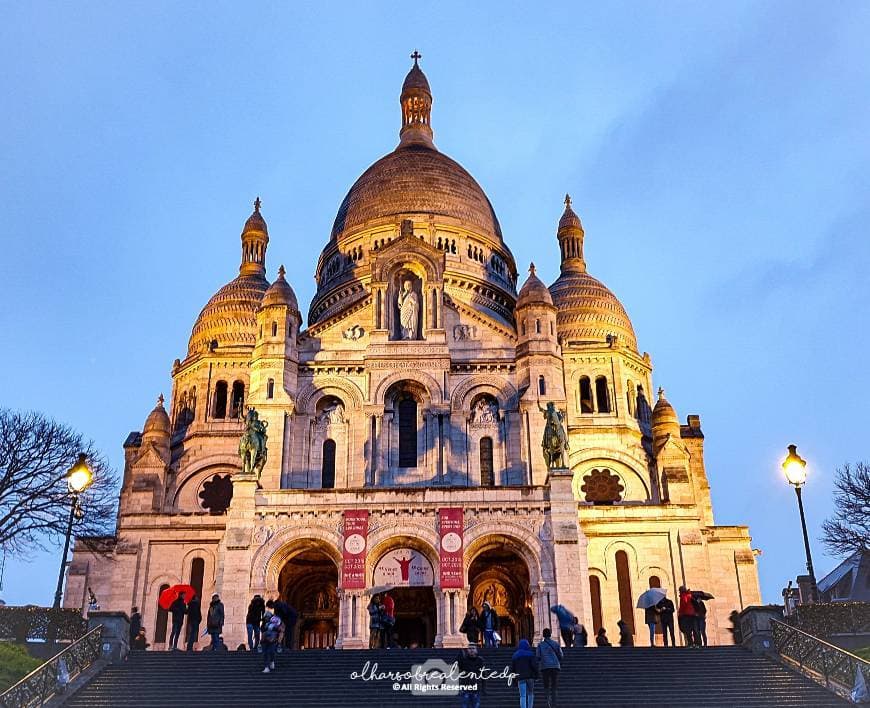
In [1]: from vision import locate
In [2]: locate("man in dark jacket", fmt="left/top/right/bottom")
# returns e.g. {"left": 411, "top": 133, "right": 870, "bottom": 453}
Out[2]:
{"left": 617, "top": 619, "right": 633, "bottom": 647}
{"left": 656, "top": 597, "right": 676, "bottom": 647}
{"left": 511, "top": 639, "right": 538, "bottom": 708}
{"left": 168, "top": 592, "right": 187, "bottom": 650}
{"left": 459, "top": 608, "right": 480, "bottom": 644}
{"left": 246, "top": 594, "right": 265, "bottom": 651}
{"left": 456, "top": 643, "right": 486, "bottom": 708}
{"left": 185, "top": 595, "right": 202, "bottom": 651}
{"left": 129, "top": 606, "right": 141, "bottom": 645}
{"left": 536, "top": 627, "right": 563, "bottom": 708}
{"left": 478, "top": 601, "right": 499, "bottom": 648}
{"left": 207, "top": 594, "right": 225, "bottom": 650}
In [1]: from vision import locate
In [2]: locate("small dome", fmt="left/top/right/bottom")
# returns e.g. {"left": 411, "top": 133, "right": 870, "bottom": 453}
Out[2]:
{"left": 143, "top": 394, "right": 170, "bottom": 436}
{"left": 402, "top": 59, "right": 431, "bottom": 94}
{"left": 516, "top": 263, "right": 554, "bottom": 309}
{"left": 262, "top": 265, "right": 298, "bottom": 310}
{"left": 188, "top": 274, "right": 269, "bottom": 355}
{"left": 549, "top": 270, "right": 637, "bottom": 351}
{"left": 652, "top": 388, "right": 679, "bottom": 428}
{"left": 243, "top": 197, "right": 268, "bottom": 235}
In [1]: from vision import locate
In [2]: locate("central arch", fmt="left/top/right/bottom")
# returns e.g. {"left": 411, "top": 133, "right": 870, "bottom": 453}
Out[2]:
{"left": 278, "top": 542, "right": 340, "bottom": 649}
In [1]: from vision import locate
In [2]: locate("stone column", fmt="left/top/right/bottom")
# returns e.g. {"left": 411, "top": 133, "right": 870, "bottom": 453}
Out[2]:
{"left": 337, "top": 590, "right": 366, "bottom": 649}
{"left": 547, "top": 467, "right": 591, "bottom": 630}
{"left": 440, "top": 589, "right": 468, "bottom": 648}
{"left": 214, "top": 476, "right": 258, "bottom": 649}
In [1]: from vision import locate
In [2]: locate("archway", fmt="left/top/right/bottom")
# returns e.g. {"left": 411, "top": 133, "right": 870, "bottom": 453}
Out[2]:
{"left": 373, "top": 547, "right": 437, "bottom": 648}
{"left": 279, "top": 547, "right": 339, "bottom": 649}
{"left": 468, "top": 544, "right": 533, "bottom": 647}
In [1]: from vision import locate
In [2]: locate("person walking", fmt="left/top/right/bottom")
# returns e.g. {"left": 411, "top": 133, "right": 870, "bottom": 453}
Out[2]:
{"left": 536, "top": 627, "right": 563, "bottom": 708}
{"left": 459, "top": 608, "right": 480, "bottom": 645}
{"left": 595, "top": 627, "right": 611, "bottom": 647}
{"left": 185, "top": 595, "right": 202, "bottom": 651}
{"left": 260, "top": 610, "right": 283, "bottom": 674}
{"left": 678, "top": 586, "right": 699, "bottom": 647}
{"left": 511, "top": 638, "right": 538, "bottom": 708}
{"left": 617, "top": 620, "right": 633, "bottom": 647}
{"left": 693, "top": 595, "right": 708, "bottom": 647}
{"left": 368, "top": 594, "right": 383, "bottom": 649}
{"left": 572, "top": 617, "right": 587, "bottom": 647}
{"left": 656, "top": 596, "right": 676, "bottom": 647}
{"left": 207, "top": 594, "right": 225, "bottom": 650}
{"left": 168, "top": 592, "right": 187, "bottom": 650}
{"left": 246, "top": 594, "right": 265, "bottom": 652}
{"left": 129, "top": 606, "right": 142, "bottom": 646}
{"left": 456, "top": 642, "right": 486, "bottom": 708}
{"left": 478, "top": 601, "right": 499, "bottom": 648}
{"left": 644, "top": 604, "right": 660, "bottom": 647}
{"left": 549, "top": 604, "right": 575, "bottom": 648}
{"left": 131, "top": 629, "right": 150, "bottom": 650}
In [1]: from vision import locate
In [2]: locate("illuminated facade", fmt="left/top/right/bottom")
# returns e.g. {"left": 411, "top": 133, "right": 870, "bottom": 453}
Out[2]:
{"left": 66, "top": 57, "right": 761, "bottom": 650}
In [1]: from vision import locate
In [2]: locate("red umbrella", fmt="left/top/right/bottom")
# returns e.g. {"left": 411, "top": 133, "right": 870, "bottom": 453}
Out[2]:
{"left": 158, "top": 584, "right": 196, "bottom": 610}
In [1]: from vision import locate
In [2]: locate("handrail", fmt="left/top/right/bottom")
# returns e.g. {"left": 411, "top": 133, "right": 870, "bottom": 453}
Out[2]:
{"left": 0, "top": 624, "right": 104, "bottom": 708}
{"left": 771, "top": 618, "right": 870, "bottom": 701}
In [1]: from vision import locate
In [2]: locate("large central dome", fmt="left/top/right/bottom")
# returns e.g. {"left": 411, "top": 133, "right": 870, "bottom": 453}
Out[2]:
{"left": 331, "top": 145, "right": 502, "bottom": 242}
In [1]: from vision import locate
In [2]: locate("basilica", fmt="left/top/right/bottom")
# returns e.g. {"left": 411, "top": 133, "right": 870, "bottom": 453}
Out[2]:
{"left": 65, "top": 56, "right": 761, "bottom": 650}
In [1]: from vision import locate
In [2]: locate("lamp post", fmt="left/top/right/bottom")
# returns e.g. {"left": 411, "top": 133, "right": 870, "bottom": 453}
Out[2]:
{"left": 781, "top": 444, "right": 819, "bottom": 604}
{"left": 52, "top": 453, "right": 93, "bottom": 610}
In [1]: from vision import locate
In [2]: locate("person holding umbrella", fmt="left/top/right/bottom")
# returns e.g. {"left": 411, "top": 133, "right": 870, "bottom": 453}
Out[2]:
{"left": 636, "top": 587, "right": 667, "bottom": 647}
{"left": 367, "top": 594, "right": 383, "bottom": 649}
{"left": 157, "top": 584, "right": 196, "bottom": 651}
{"left": 678, "top": 586, "right": 700, "bottom": 647}
{"left": 692, "top": 591, "right": 714, "bottom": 647}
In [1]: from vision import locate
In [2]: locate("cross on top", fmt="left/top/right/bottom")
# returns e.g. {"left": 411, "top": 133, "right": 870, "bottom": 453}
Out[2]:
{"left": 254, "top": 196, "right": 262, "bottom": 212}
{"left": 564, "top": 194, "right": 572, "bottom": 208}
{"left": 411, "top": 50, "right": 422, "bottom": 65}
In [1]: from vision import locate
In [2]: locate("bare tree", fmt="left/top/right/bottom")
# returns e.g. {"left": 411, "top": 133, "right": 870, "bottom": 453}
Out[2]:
{"left": 821, "top": 462, "right": 870, "bottom": 557}
{"left": 0, "top": 408, "right": 118, "bottom": 557}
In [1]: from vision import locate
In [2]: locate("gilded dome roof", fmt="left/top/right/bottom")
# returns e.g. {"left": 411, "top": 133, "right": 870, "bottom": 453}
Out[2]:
{"left": 262, "top": 265, "right": 298, "bottom": 310}
{"left": 402, "top": 62, "right": 431, "bottom": 93}
{"left": 188, "top": 273, "right": 269, "bottom": 355}
{"left": 549, "top": 270, "right": 638, "bottom": 351}
{"left": 516, "top": 263, "right": 554, "bottom": 308}
{"left": 330, "top": 144, "right": 502, "bottom": 243}
{"left": 143, "top": 394, "right": 170, "bottom": 436}
{"left": 652, "top": 388, "right": 679, "bottom": 429}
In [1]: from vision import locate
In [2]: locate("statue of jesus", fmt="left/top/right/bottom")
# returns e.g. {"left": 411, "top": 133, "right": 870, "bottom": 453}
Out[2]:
{"left": 397, "top": 279, "right": 420, "bottom": 340}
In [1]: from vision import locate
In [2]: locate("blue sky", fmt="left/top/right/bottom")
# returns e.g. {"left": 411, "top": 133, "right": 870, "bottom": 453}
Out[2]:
{"left": 1, "top": 2, "right": 868, "bottom": 607}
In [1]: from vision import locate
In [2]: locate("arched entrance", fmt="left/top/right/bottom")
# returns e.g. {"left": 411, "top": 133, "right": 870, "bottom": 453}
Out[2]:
{"left": 468, "top": 543, "right": 534, "bottom": 647}
{"left": 279, "top": 547, "right": 339, "bottom": 649}
{"left": 372, "top": 547, "right": 437, "bottom": 648}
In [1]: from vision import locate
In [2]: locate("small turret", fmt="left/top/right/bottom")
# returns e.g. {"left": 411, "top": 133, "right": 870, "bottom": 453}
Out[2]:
{"left": 652, "top": 387, "right": 680, "bottom": 450}
{"left": 399, "top": 51, "right": 434, "bottom": 148}
{"left": 142, "top": 394, "right": 171, "bottom": 461}
{"left": 557, "top": 194, "right": 585, "bottom": 274}
{"left": 240, "top": 197, "right": 269, "bottom": 276}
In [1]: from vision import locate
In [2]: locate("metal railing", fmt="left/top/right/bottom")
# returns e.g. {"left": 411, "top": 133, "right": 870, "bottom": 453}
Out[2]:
{"left": 771, "top": 618, "right": 870, "bottom": 700}
{"left": 0, "top": 625, "right": 103, "bottom": 708}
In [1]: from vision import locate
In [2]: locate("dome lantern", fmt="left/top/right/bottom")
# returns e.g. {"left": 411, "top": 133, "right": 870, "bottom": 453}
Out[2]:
{"left": 558, "top": 194, "right": 586, "bottom": 274}
{"left": 399, "top": 51, "right": 434, "bottom": 149}
{"left": 240, "top": 197, "right": 269, "bottom": 277}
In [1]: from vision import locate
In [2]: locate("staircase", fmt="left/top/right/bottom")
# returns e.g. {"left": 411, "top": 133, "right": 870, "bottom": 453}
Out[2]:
{"left": 64, "top": 646, "right": 849, "bottom": 707}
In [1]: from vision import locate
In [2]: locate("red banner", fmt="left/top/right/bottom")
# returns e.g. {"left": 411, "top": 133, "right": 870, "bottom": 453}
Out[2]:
{"left": 439, "top": 508, "right": 464, "bottom": 589}
{"left": 342, "top": 510, "right": 368, "bottom": 590}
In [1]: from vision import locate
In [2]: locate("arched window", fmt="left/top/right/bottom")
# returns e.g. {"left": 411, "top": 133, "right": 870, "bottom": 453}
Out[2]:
{"left": 579, "top": 377, "right": 594, "bottom": 413}
{"left": 213, "top": 381, "right": 228, "bottom": 419}
{"left": 155, "top": 583, "right": 170, "bottom": 643}
{"left": 538, "top": 375, "right": 546, "bottom": 396}
{"left": 479, "top": 437, "right": 494, "bottom": 486}
{"left": 615, "top": 550, "right": 635, "bottom": 635}
{"left": 271, "top": 321, "right": 278, "bottom": 337}
{"left": 589, "top": 576, "right": 603, "bottom": 633}
{"left": 231, "top": 381, "right": 245, "bottom": 418}
{"left": 535, "top": 318, "right": 541, "bottom": 334}
{"left": 595, "top": 376, "right": 611, "bottom": 413}
{"left": 321, "top": 439, "right": 336, "bottom": 488}
{"left": 190, "top": 558, "right": 205, "bottom": 599}
{"left": 398, "top": 395, "right": 417, "bottom": 468}
{"left": 550, "top": 320, "right": 554, "bottom": 335}
{"left": 626, "top": 380, "right": 635, "bottom": 416}
{"left": 521, "top": 321, "right": 526, "bottom": 336}
{"left": 267, "top": 379, "right": 275, "bottom": 399}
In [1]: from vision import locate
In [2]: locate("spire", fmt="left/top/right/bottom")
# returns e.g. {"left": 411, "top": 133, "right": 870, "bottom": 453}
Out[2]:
{"left": 399, "top": 51, "right": 434, "bottom": 149}
{"left": 557, "top": 193, "right": 585, "bottom": 274}
{"left": 240, "top": 197, "right": 269, "bottom": 276}
{"left": 157, "top": 393, "right": 165, "bottom": 407}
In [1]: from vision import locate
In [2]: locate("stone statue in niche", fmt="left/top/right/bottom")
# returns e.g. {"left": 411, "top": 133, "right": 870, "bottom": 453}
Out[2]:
{"left": 396, "top": 275, "right": 421, "bottom": 340}
{"left": 316, "top": 400, "right": 346, "bottom": 427}
{"left": 471, "top": 396, "right": 499, "bottom": 425}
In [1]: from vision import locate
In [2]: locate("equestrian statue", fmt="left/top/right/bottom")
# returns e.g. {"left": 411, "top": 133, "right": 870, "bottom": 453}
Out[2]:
{"left": 239, "top": 407, "right": 268, "bottom": 480}
{"left": 539, "top": 401, "right": 569, "bottom": 469}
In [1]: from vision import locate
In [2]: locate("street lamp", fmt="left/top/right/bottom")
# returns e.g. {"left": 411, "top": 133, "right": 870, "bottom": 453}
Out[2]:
{"left": 52, "top": 453, "right": 93, "bottom": 610}
{"left": 781, "top": 444, "right": 819, "bottom": 604}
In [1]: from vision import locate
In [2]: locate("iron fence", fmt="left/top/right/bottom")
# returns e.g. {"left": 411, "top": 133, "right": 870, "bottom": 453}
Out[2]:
{"left": 771, "top": 617, "right": 870, "bottom": 701}
{"left": 0, "top": 625, "right": 103, "bottom": 708}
